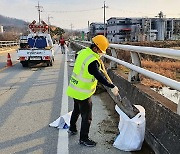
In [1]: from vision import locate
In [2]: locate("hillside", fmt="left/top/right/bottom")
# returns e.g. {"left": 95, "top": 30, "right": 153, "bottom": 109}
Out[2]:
{"left": 0, "top": 14, "right": 29, "bottom": 40}
{"left": 0, "top": 14, "right": 28, "bottom": 28}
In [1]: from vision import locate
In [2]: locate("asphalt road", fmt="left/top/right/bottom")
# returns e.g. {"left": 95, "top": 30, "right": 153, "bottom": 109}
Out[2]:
{"left": 0, "top": 45, "right": 154, "bottom": 154}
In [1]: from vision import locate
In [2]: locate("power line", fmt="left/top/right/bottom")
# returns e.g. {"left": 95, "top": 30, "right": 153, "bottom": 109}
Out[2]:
{"left": 46, "top": 8, "right": 102, "bottom": 13}
{"left": 108, "top": 7, "right": 155, "bottom": 17}
{"left": 48, "top": 15, "right": 53, "bottom": 33}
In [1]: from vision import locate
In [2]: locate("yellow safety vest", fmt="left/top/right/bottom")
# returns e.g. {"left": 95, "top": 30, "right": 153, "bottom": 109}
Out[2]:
{"left": 66, "top": 47, "right": 100, "bottom": 100}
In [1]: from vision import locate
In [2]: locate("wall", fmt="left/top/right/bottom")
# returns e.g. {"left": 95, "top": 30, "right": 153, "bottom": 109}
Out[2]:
{"left": 107, "top": 69, "right": 180, "bottom": 154}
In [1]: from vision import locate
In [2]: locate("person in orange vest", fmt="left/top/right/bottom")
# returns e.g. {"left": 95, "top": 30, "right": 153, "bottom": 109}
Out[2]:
{"left": 59, "top": 37, "right": 66, "bottom": 54}
{"left": 66, "top": 35, "right": 119, "bottom": 147}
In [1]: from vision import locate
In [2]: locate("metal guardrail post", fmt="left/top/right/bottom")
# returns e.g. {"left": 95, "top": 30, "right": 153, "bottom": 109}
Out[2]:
{"left": 109, "top": 48, "right": 117, "bottom": 69}
{"left": 128, "top": 51, "right": 141, "bottom": 83}
{"left": 177, "top": 99, "right": 180, "bottom": 115}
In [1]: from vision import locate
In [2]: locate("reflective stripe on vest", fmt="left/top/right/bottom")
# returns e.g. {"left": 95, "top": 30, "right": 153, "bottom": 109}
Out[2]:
{"left": 70, "top": 54, "right": 96, "bottom": 83}
{"left": 71, "top": 72, "right": 95, "bottom": 83}
{"left": 69, "top": 83, "right": 96, "bottom": 93}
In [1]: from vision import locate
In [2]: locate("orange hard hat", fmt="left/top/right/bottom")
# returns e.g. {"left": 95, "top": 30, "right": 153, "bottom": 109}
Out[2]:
{"left": 92, "top": 35, "right": 109, "bottom": 53}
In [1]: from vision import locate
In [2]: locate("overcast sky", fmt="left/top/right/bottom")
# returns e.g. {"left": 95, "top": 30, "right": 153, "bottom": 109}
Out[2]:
{"left": 0, "top": 0, "right": 179, "bottom": 30}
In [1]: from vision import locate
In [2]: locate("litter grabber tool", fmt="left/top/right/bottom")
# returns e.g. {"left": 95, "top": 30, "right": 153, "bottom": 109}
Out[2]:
{"left": 99, "top": 59, "right": 139, "bottom": 118}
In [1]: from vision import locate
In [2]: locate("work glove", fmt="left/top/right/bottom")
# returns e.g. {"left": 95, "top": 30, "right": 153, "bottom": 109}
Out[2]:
{"left": 111, "top": 86, "right": 119, "bottom": 96}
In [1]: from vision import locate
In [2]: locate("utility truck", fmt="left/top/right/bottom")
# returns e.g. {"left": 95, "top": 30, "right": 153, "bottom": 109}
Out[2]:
{"left": 17, "top": 20, "right": 54, "bottom": 67}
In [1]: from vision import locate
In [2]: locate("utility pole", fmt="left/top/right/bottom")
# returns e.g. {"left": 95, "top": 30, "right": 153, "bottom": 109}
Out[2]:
{"left": 88, "top": 21, "right": 90, "bottom": 32}
{"left": 87, "top": 21, "right": 90, "bottom": 41}
{"left": 149, "top": 18, "right": 151, "bottom": 41}
{"left": 70, "top": 23, "right": 74, "bottom": 39}
{"left": 102, "top": 1, "right": 108, "bottom": 36}
{"left": 35, "top": 1, "right": 43, "bottom": 24}
{"left": 48, "top": 15, "right": 53, "bottom": 33}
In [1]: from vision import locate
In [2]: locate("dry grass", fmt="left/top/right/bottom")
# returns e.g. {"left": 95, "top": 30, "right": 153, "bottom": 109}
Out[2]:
{"left": 106, "top": 56, "right": 180, "bottom": 89}
{"left": 140, "top": 59, "right": 180, "bottom": 88}
{"left": 115, "top": 59, "right": 180, "bottom": 88}
{"left": 105, "top": 41, "right": 180, "bottom": 88}
{"left": 142, "top": 60, "right": 180, "bottom": 72}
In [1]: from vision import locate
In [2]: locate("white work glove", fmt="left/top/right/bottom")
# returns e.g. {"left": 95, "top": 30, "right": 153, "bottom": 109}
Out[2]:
{"left": 99, "top": 52, "right": 105, "bottom": 57}
{"left": 111, "top": 86, "right": 119, "bottom": 96}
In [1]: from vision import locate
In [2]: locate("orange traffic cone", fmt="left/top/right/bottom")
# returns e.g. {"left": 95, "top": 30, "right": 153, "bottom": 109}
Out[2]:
{"left": 7, "top": 53, "right": 12, "bottom": 67}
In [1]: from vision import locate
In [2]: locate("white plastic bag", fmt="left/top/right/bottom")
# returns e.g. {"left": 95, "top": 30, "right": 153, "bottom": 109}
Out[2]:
{"left": 49, "top": 111, "right": 72, "bottom": 129}
{"left": 113, "top": 105, "right": 146, "bottom": 151}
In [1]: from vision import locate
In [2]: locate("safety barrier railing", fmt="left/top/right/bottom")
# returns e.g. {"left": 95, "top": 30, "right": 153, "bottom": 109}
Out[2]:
{"left": 0, "top": 41, "right": 19, "bottom": 48}
{"left": 71, "top": 40, "right": 180, "bottom": 114}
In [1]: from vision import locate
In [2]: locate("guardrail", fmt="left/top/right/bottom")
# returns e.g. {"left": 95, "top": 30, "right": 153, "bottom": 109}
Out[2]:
{"left": 71, "top": 40, "right": 180, "bottom": 114}
{"left": 0, "top": 41, "right": 19, "bottom": 48}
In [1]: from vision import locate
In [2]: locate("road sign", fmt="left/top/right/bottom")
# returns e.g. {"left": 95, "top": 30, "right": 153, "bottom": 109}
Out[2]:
{"left": 29, "top": 20, "right": 49, "bottom": 33}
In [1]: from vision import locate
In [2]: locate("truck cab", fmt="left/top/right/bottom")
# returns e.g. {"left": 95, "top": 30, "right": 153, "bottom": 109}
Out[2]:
{"left": 19, "top": 35, "right": 28, "bottom": 49}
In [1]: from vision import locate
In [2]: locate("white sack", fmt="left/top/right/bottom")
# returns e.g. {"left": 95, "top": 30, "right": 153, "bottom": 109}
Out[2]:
{"left": 49, "top": 111, "right": 72, "bottom": 129}
{"left": 113, "top": 105, "right": 146, "bottom": 151}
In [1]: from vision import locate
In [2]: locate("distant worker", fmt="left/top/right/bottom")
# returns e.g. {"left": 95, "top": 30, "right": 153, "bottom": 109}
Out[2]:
{"left": 59, "top": 37, "right": 66, "bottom": 54}
{"left": 66, "top": 35, "right": 119, "bottom": 147}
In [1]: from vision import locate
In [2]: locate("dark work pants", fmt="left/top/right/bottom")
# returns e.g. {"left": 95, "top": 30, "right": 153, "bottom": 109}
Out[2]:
{"left": 69, "top": 97, "right": 92, "bottom": 140}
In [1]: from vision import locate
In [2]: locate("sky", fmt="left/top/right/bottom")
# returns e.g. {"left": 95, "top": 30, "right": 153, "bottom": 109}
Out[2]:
{"left": 0, "top": 0, "right": 180, "bottom": 30}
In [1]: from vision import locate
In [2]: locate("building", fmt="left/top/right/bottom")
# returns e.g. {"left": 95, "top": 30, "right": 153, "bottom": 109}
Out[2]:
{"left": 106, "top": 12, "right": 180, "bottom": 43}
{"left": 107, "top": 17, "right": 142, "bottom": 43}
{"left": 107, "top": 17, "right": 158, "bottom": 43}
{"left": 167, "top": 18, "right": 180, "bottom": 40}
{"left": 89, "top": 22, "right": 107, "bottom": 39}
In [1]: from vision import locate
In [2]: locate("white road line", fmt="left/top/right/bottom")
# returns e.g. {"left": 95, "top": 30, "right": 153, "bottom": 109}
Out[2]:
{"left": 57, "top": 49, "right": 69, "bottom": 154}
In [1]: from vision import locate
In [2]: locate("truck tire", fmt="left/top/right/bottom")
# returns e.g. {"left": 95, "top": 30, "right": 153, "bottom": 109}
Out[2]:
{"left": 50, "top": 60, "right": 53, "bottom": 66}
{"left": 21, "top": 61, "right": 28, "bottom": 67}
{"left": 46, "top": 60, "right": 52, "bottom": 67}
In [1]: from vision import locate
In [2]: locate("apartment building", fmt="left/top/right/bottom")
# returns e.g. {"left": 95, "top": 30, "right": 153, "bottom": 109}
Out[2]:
{"left": 107, "top": 17, "right": 141, "bottom": 43}
{"left": 89, "top": 22, "right": 106, "bottom": 39}
{"left": 88, "top": 12, "right": 180, "bottom": 43}
{"left": 106, "top": 15, "right": 180, "bottom": 43}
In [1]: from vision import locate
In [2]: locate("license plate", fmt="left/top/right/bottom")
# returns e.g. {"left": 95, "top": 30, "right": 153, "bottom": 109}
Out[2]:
{"left": 30, "top": 57, "right": 41, "bottom": 60}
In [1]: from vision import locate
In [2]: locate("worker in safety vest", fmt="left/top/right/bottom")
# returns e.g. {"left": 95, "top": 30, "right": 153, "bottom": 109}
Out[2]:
{"left": 66, "top": 35, "right": 119, "bottom": 147}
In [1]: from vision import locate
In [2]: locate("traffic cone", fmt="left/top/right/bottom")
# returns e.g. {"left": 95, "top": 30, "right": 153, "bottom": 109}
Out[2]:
{"left": 7, "top": 53, "right": 12, "bottom": 67}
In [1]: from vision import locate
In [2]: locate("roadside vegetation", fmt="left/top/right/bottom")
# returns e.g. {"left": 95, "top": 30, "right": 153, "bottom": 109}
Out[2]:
{"left": 141, "top": 59, "right": 180, "bottom": 88}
